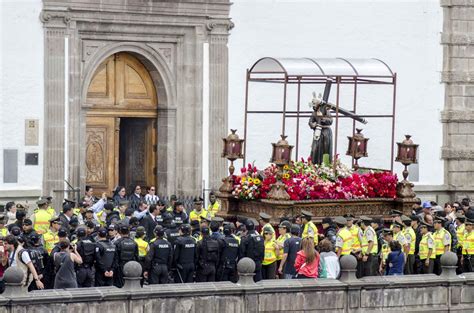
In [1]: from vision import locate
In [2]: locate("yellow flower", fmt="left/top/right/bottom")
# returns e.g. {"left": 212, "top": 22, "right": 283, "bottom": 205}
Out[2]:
{"left": 283, "top": 173, "right": 290, "bottom": 180}
{"left": 241, "top": 177, "right": 247, "bottom": 183}
{"left": 283, "top": 165, "right": 290, "bottom": 170}
{"left": 254, "top": 178, "right": 261, "bottom": 185}
{"left": 247, "top": 177, "right": 254, "bottom": 184}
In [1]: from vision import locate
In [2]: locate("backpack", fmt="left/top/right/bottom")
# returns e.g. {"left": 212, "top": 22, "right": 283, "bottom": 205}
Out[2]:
{"left": 79, "top": 240, "right": 96, "bottom": 265}
{"left": 202, "top": 238, "right": 219, "bottom": 264}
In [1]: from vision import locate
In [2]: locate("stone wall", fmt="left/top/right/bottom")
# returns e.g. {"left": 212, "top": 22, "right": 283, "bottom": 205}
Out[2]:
{"left": 0, "top": 255, "right": 473, "bottom": 312}
{"left": 441, "top": 0, "right": 474, "bottom": 200}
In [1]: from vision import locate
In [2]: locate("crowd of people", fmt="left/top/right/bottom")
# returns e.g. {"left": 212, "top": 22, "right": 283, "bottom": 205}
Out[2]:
{"left": 0, "top": 185, "right": 473, "bottom": 292}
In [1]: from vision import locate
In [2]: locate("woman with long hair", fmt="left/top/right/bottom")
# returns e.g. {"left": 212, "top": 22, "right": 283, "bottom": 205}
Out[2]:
{"left": 294, "top": 237, "right": 320, "bottom": 279}
{"left": 113, "top": 186, "right": 127, "bottom": 207}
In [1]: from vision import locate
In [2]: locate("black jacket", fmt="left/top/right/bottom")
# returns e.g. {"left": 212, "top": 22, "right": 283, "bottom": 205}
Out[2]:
{"left": 140, "top": 213, "right": 158, "bottom": 242}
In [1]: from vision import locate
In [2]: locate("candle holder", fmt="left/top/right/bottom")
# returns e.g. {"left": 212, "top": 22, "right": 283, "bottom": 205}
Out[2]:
{"left": 395, "top": 135, "right": 419, "bottom": 198}
{"left": 219, "top": 129, "right": 244, "bottom": 195}
{"left": 346, "top": 128, "right": 369, "bottom": 171}
{"left": 267, "top": 135, "right": 293, "bottom": 201}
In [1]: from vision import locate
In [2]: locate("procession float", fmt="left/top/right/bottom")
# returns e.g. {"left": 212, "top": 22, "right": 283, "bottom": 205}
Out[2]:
{"left": 216, "top": 57, "right": 419, "bottom": 223}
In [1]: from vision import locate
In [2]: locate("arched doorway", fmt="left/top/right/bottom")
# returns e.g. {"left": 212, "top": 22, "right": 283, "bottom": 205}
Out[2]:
{"left": 85, "top": 52, "right": 158, "bottom": 194}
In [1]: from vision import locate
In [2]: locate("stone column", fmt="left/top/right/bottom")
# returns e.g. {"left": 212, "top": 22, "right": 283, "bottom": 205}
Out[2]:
{"left": 41, "top": 13, "right": 69, "bottom": 209}
{"left": 157, "top": 107, "right": 177, "bottom": 197}
{"left": 207, "top": 19, "right": 233, "bottom": 191}
{"left": 441, "top": 0, "right": 474, "bottom": 200}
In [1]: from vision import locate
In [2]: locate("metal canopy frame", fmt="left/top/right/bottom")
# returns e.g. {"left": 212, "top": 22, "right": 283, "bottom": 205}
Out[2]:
{"left": 243, "top": 57, "right": 397, "bottom": 171}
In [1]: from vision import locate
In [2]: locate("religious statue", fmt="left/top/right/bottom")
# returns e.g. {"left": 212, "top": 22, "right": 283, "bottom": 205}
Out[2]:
{"left": 309, "top": 80, "right": 368, "bottom": 165}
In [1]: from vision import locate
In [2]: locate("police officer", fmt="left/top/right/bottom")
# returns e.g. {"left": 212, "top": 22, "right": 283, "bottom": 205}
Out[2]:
{"left": 94, "top": 227, "right": 117, "bottom": 286}
{"left": 134, "top": 226, "right": 149, "bottom": 273}
{"left": 145, "top": 226, "right": 173, "bottom": 284}
{"left": 301, "top": 210, "right": 318, "bottom": 247}
{"left": 164, "top": 218, "right": 180, "bottom": 248}
{"left": 239, "top": 219, "right": 265, "bottom": 282}
{"left": 76, "top": 227, "right": 97, "bottom": 287}
{"left": 155, "top": 200, "right": 171, "bottom": 227}
{"left": 259, "top": 212, "right": 275, "bottom": 240}
{"left": 27, "top": 233, "right": 48, "bottom": 291}
{"left": 196, "top": 226, "right": 220, "bottom": 282}
{"left": 209, "top": 220, "right": 224, "bottom": 241}
{"left": 217, "top": 224, "right": 239, "bottom": 282}
{"left": 419, "top": 221, "right": 435, "bottom": 274}
{"left": 360, "top": 216, "right": 378, "bottom": 277}
{"left": 402, "top": 215, "right": 417, "bottom": 274}
{"left": 433, "top": 216, "right": 451, "bottom": 275}
{"left": 321, "top": 217, "right": 337, "bottom": 246}
{"left": 189, "top": 197, "right": 210, "bottom": 223}
{"left": 114, "top": 224, "right": 139, "bottom": 288}
{"left": 173, "top": 224, "right": 197, "bottom": 283}
{"left": 21, "top": 218, "right": 37, "bottom": 248}
{"left": 334, "top": 216, "right": 353, "bottom": 258}
{"left": 171, "top": 201, "right": 189, "bottom": 226}
{"left": 462, "top": 218, "right": 474, "bottom": 272}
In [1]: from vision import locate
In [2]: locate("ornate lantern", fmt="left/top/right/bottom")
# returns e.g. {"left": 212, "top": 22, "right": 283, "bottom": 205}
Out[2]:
{"left": 268, "top": 135, "right": 293, "bottom": 201}
{"left": 346, "top": 128, "right": 369, "bottom": 171}
{"left": 395, "top": 135, "right": 419, "bottom": 198}
{"left": 219, "top": 129, "right": 244, "bottom": 194}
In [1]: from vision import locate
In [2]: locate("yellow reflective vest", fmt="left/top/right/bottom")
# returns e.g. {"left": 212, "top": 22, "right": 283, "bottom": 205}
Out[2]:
{"left": 0, "top": 228, "right": 7, "bottom": 237}
{"left": 33, "top": 209, "right": 53, "bottom": 235}
{"left": 135, "top": 237, "right": 149, "bottom": 258}
{"left": 276, "top": 233, "right": 290, "bottom": 260}
{"left": 302, "top": 221, "right": 318, "bottom": 246}
{"left": 337, "top": 227, "right": 353, "bottom": 256}
{"left": 403, "top": 226, "right": 416, "bottom": 255}
{"left": 457, "top": 224, "right": 465, "bottom": 249}
{"left": 419, "top": 232, "right": 436, "bottom": 260}
{"left": 207, "top": 201, "right": 220, "bottom": 216}
{"left": 189, "top": 209, "right": 210, "bottom": 223}
{"left": 463, "top": 230, "right": 474, "bottom": 255}
{"left": 361, "top": 226, "right": 378, "bottom": 255}
{"left": 262, "top": 240, "right": 277, "bottom": 265}
{"left": 43, "top": 230, "right": 59, "bottom": 254}
{"left": 349, "top": 225, "right": 361, "bottom": 253}
{"left": 434, "top": 228, "right": 451, "bottom": 256}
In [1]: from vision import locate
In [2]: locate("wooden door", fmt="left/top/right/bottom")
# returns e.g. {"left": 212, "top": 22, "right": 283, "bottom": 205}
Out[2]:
{"left": 119, "top": 118, "right": 156, "bottom": 190}
{"left": 85, "top": 52, "right": 158, "bottom": 195}
{"left": 85, "top": 116, "right": 119, "bottom": 195}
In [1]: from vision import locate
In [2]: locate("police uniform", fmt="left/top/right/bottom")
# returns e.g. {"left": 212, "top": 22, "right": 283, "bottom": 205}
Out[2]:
{"left": 146, "top": 228, "right": 173, "bottom": 284}
{"left": 259, "top": 213, "right": 276, "bottom": 241}
{"left": 239, "top": 220, "right": 265, "bottom": 282}
{"left": 360, "top": 216, "right": 378, "bottom": 276}
{"left": 94, "top": 231, "right": 117, "bottom": 287}
{"left": 114, "top": 228, "right": 139, "bottom": 288}
{"left": 32, "top": 199, "right": 54, "bottom": 235}
{"left": 207, "top": 200, "right": 220, "bottom": 217}
{"left": 189, "top": 209, "right": 211, "bottom": 224}
{"left": 463, "top": 218, "right": 474, "bottom": 272}
{"left": 433, "top": 216, "right": 451, "bottom": 275}
{"left": 301, "top": 210, "right": 318, "bottom": 246}
{"left": 173, "top": 226, "right": 197, "bottom": 283}
{"left": 196, "top": 227, "right": 220, "bottom": 282}
{"left": 403, "top": 223, "right": 417, "bottom": 274}
{"left": 419, "top": 221, "right": 436, "bottom": 274}
{"left": 76, "top": 229, "right": 97, "bottom": 287}
{"left": 217, "top": 226, "right": 239, "bottom": 282}
{"left": 335, "top": 216, "right": 353, "bottom": 257}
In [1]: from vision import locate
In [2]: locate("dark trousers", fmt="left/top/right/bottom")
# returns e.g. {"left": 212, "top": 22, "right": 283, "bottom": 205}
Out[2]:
{"left": 175, "top": 263, "right": 195, "bottom": 283}
{"left": 262, "top": 262, "right": 277, "bottom": 280}
{"left": 363, "top": 254, "right": 377, "bottom": 277}
{"left": 434, "top": 255, "right": 443, "bottom": 275}
{"left": 76, "top": 266, "right": 95, "bottom": 287}
{"left": 114, "top": 264, "right": 125, "bottom": 288}
{"left": 404, "top": 254, "right": 415, "bottom": 275}
{"left": 464, "top": 255, "right": 473, "bottom": 273}
{"left": 149, "top": 264, "right": 169, "bottom": 284}
{"left": 196, "top": 264, "right": 217, "bottom": 282}
{"left": 421, "top": 258, "right": 434, "bottom": 274}
{"left": 254, "top": 262, "right": 263, "bottom": 282}
{"left": 217, "top": 265, "right": 238, "bottom": 283}
{"left": 95, "top": 271, "right": 114, "bottom": 287}
{"left": 457, "top": 248, "right": 464, "bottom": 274}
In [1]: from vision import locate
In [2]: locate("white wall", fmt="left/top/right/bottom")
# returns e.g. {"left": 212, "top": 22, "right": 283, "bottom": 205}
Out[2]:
{"left": 0, "top": 0, "right": 44, "bottom": 191}
{"left": 229, "top": 0, "right": 444, "bottom": 186}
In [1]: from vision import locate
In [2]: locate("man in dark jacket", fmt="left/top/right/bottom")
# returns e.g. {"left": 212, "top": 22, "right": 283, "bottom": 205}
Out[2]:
{"left": 95, "top": 227, "right": 117, "bottom": 287}
{"left": 145, "top": 226, "right": 173, "bottom": 284}
{"left": 173, "top": 224, "right": 197, "bottom": 283}
{"left": 239, "top": 219, "right": 265, "bottom": 282}
{"left": 114, "top": 224, "right": 139, "bottom": 288}
{"left": 140, "top": 204, "right": 159, "bottom": 242}
{"left": 196, "top": 226, "right": 220, "bottom": 282}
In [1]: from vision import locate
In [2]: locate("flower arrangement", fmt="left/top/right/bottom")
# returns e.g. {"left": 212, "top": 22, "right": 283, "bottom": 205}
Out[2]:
{"left": 231, "top": 158, "right": 397, "bottom": 201}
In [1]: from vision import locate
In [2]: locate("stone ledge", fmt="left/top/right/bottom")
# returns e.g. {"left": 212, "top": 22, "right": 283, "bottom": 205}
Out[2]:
{"left": 441, "top": 0, "right": 474, "bottom": 7}
{"left": 441, "top": 110, "right": 474, "bottom": 122}
{"left": 441, "top": 32, "right": 474, "bottom": 45}
{"left": 442, "top": 72, "right": 474, "bottom": 83}
{"left": 441, "top": 147, "right": 474, "bottom": 159}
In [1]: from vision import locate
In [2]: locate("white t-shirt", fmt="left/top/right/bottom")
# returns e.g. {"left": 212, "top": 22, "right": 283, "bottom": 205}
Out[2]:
{"left": 9, "top": 248, "right": 31, "bottom": 267}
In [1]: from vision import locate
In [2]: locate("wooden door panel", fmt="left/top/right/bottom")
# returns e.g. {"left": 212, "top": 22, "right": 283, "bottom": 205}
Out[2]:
{"left": 85, "top": 56, "right": 115, "bottom": 107}
{"left": 85, "top": 116, "right": 117, "bottom": 194}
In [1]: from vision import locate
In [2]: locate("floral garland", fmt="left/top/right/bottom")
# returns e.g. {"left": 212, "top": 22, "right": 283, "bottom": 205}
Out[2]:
{"left": 231, "top": 158, "right": 397, "bottom": 201}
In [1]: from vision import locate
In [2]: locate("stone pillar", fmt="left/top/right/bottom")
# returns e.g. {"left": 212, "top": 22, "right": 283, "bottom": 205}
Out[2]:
{"left": 2, "top": 267, "right": 27, "bottom": 297}
{"left": 41, "top": 13, "right": 69, "bottom": 210}
{"left": 440, "top": 251, "right": 458, "bottom": 278}
{"left": 157, "top": 107, "right": 177, "bottom": 197}
{"left": 338, "top": 254, "right": 358, "bottom": 282}
{"left": 122, "top": 261, "right": 142, "bottom": 290}
{"left": 441, "top": 0, "right": 474, "bottom": 200}
{"left": 237, "top": 257, "right": 256, "bottom": 285}
{"left": 207, "top": 19, "right": 233, "bottom": 191}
